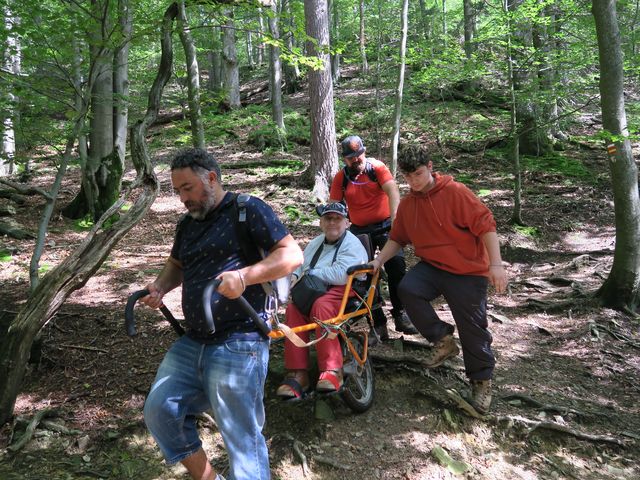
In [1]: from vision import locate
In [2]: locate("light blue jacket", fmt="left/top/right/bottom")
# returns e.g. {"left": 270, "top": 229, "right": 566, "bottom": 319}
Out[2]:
{"left": 293, "top": 230, "right": 368, "bottom": 286}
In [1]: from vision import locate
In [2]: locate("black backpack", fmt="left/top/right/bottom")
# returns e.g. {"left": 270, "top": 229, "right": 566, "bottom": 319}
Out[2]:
{"left": 230, "top": 193, "right": 291, "bottom": 305}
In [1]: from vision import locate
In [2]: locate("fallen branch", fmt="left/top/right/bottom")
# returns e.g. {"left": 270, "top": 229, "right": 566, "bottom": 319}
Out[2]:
{"left": 58, "top": 344, "right": 108, "bottom": 354}
{"left": 0, "top": 179, "right": 52, "bottom": 199}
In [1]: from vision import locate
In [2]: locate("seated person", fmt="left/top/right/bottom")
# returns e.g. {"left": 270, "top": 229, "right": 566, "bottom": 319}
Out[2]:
{"left": 277, "top": 202, "right": 368, "bottom": 399}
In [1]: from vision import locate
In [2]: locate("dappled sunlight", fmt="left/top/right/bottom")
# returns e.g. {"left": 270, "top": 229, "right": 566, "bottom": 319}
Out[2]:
{"left": 559, "top": 227, "right": 615, "bottom": 253}
{"left": 149, "top": 194, "right": 182, "bottom": 214}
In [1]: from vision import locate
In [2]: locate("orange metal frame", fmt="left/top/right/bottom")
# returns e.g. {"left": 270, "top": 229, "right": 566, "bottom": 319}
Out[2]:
{"left": 268, "top": 266, "right": 380, "bottom": 367}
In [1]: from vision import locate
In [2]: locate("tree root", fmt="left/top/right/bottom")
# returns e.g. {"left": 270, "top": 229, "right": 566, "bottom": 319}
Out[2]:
{"left": 589, "top": 321, "right": 640, "bottom": 349}
{"left": 501, "top": 393, "right": 585, "bottom": 417}
{"left": 313, "top": 454, "right": 352, "bottom": 470}
{"left": 7, "top": 408, "right": 60, "bottom": 453}
{"left": 196, "top": 412, "right": 217, "bottom": 431}
{"left": 414, "top": 375, "right": 626, "bottom": 447}
{"left": 15, "top": 416, "right": 81, "bottom": 435}
{"left": 495, "top": 414, "right": 626, "bottom": 446}
{"left": 283, "top": 433, "right": 310, "bottom": 476}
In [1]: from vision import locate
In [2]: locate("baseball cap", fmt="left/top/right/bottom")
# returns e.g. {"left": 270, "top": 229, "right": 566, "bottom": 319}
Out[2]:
{"left": 341, "top": 135, "right": 365, "bottom": 158}
{"left": 316, "top": 202, "right": 348, "bottom": 218}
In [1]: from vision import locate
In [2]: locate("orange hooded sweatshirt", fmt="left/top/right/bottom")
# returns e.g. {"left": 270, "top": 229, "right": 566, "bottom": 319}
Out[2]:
{"left": 390, "top": 173, "right": 496, "bottom": 277}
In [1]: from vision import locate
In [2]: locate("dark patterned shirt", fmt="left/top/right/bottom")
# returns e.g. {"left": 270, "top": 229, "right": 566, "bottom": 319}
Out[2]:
{"left": 170, "top": 192, "right": 289, "bottom": 342}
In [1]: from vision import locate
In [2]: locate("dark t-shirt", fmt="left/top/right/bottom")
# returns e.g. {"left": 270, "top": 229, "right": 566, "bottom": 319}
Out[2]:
{"left": 170, "top": 192, "right": 289, "bottom": 342}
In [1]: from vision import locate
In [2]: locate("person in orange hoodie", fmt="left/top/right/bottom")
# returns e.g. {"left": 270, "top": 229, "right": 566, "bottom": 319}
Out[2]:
{"left": 370, "top": 145, "right": 507, "bottom": 414}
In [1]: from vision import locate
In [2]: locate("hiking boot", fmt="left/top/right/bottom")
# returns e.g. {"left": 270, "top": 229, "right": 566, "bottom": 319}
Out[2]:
{"left": 368, "top": 324, "right": 389, "bottom": 347}
{"left": 424, "top": 335, "right": 459, "bottom": 368}
{"left": 392, "top": 311, "right": 418, "bottom": 334}
{"left": 470, "top": 379, "right": 492, "bottom": 414}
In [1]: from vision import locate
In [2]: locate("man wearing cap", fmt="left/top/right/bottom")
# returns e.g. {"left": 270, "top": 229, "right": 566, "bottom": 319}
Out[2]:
{"left": 277, "top": 202, "right": 368, "bottom": 398}
{"left": 329, "top": 135, "right": 418, "bottom": 340}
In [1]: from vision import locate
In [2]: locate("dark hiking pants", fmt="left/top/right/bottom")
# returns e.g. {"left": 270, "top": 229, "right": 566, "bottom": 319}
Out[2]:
{"left": 398, "top": 261, "right": 495, "bottom": 380}
{"left": 351, "top": 221, "right": 407, "bottom": 326}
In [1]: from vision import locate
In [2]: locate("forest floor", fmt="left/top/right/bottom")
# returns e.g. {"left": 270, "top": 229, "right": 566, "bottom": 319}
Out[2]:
{"left": 1, "top": 75, "right": 640, "bottom": 480}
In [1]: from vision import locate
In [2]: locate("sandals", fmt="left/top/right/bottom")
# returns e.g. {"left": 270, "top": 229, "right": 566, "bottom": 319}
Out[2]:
{"left": 276, "top": 372, "right": 309, "bottom": 400}
{"left": 316, "top": 369, "right": 343, "bottom": 393}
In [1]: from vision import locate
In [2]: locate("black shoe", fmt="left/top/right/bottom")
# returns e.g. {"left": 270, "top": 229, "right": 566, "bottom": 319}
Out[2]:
{"left": 393, "top": 312, "right": 418, "bottom": 334}
{"left": 368, "top": 324, "right": 389, "bottom": 347}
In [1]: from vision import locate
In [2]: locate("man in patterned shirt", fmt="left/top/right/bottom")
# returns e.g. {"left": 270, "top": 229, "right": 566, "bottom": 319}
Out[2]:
{"left": 140, "top": 148, "right": 302, "bottom": 480}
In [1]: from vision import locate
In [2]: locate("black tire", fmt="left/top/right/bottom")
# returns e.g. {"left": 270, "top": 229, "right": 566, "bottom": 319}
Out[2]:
{"left": 341, "top": 332, "right": 375, "bottom": 413}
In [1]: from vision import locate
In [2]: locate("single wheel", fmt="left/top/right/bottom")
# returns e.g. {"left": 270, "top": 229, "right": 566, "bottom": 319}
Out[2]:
{"left": 341, "top": 332, "right": 375, "bottom": 413}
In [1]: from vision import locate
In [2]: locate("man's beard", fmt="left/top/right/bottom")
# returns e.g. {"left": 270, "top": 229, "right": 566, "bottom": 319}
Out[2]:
{"left": 347, "top": 159, "right": 365, "bottom": 177}
{"left": 186, "top": 186, "right": 217, "bottom": 220}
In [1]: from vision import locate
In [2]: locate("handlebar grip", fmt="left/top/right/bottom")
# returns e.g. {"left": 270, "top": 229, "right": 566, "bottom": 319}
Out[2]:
{"left": 202, "top": 278, "right": 271, "bottom": 338}
{"left": 202, "top": 279, "right": 222, "bottom": 334}
{"left": 346, "top": 264, "right": 375, "bottom": 275}
{"left": 125, "top": 289, "right": 150, "bottom": 337}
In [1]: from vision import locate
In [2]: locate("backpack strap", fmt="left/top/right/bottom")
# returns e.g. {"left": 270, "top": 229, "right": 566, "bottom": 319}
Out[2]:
{"left": 308, "top": 231, "right": 347, "bottom": 269}
{"left": 231, "top": 192, "right": 291, "bottom": 306}
{"left": 341, "top": 160, "right": 379, "bottom": 193}
{"left": 232, "top": 192, "right": 262, "bottom": 266}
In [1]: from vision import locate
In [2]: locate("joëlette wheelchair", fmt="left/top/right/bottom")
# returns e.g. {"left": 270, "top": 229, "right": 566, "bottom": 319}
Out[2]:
{"left": 125, "top": 253, "right": 380, "bottom": 414}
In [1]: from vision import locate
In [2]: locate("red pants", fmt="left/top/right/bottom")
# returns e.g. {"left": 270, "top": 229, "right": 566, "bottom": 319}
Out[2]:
{"left": 284, "top": 286, "right": 346, "bottom": 372}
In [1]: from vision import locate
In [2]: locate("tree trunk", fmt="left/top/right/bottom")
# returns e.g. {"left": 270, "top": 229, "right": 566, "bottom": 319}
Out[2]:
{"left": 257, "top": 7, "right": 265, "bottom": 65}
{"left": 0, "top": 0, "right": 178, "bottom": 429}
{"left": 509, "top": 0, "right": 552, "bottom": 156}
{"left": 63, "top": 0, "right": 123, "bottom": 221}
{"left": 74, "top": 38, "right": 89, "bottom": 173}
{"left": 390, "top": 0, "right": 409, "bottom": 177}
{"left": 1, "top": 6, "right": 20, "bottom": 177}
{"left": 359, "top": 0, "right": 368, "bottom": 75}
{"left": 592, "top": 0, "right": 640, "bottom": 311}
{"left": 177, "top": 0, "right": 205, "bottom": 149}
{"left": 113, "top": 0, "right": 131, "bottom": 166}
{"left": 246, "top": 30, "right": 255, "bottom": 69}
{"left": 442, "top": 0, "right": 447, "bottom": 47}
{"left": 208, "top": 26, "right": 223, "bottom": 92}
{"left": 463, "top": 0, "right": 474, "bottom": 58}
{"left": 418, "top": 0, "right": 431, "bottom": 42}
{"left": 283, "top": 0, "right": 300, "bottom": 93}
{"left": 304, "top": 0, "right": 338, "bottom": 201}
{"left": 222, "top": 9, "right": 241, "bottom": 109}
{"left": 267, "top": 0, "right": 285, "bottom": 138}
{"left": 504, "top": 0, "right": 523, "bottom": 225}
{"left": 330, "top": 0, "right": 340, "bottom": 85}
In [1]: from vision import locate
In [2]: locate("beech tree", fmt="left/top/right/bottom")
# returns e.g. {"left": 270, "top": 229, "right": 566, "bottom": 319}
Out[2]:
{"left": 304, "top": 0, "right": 338, "bottom": 201}
{"left": 592, "top": 0, "right": 640, "bottom": 312}
{"left": 62, "top": 0, "right": 132, "bottom": 221}
{"left": 178, "top": 0, "right": 205, "bottom": 149}
{"left": 222, "top": 8, "right": 241, "bottom": 108}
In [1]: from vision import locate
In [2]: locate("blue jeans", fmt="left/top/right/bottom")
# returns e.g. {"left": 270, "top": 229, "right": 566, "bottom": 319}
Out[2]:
{"left": 143, "top": 335, "right": 270, "bottom": 480}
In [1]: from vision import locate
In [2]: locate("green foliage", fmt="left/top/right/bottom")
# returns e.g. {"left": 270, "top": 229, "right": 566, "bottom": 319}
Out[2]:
{"left": 521, "top": 153, "right": 592, "bottom": 181}
{"left": 0, "top": 250, "right": 12, "bottom": 262}
{"left": 513, "top": 225, "right": 540, "bottom": 238}
{"left": 38, "top": 263, "right": 51, "bottom": 274}
{"left": 74, "top": 215, "right": 94, "bottom": 232}
{"left": 454, "top": 173, "right": 474, "bottom": 185}
{"left": 284, "top": 205, "right": 312, "bottom": 224}
{"left": 265, "top": 160, "right": 304, "bottom": 175}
